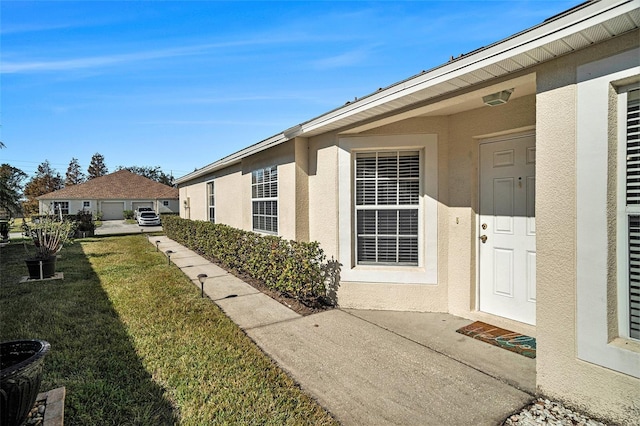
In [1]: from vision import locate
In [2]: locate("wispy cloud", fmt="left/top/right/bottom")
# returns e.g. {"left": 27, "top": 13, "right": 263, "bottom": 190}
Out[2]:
{"left": 310, "top": 47, "right": 373, "bottom": 70}
{"left": 1, "top": 30, "right": 335, "bottom": 74}
{"left": 136, "top": 119, "right": 283, "bottom": 127}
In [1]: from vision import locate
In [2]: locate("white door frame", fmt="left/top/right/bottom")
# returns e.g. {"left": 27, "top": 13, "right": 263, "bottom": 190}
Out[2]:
{"left": 475, "top": 131, "right": 536, "bottom": 321}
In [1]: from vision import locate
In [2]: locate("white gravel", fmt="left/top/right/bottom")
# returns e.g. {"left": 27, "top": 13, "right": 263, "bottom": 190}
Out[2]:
{"left": 504, "top": 398, "right": 608, "bottom": 426}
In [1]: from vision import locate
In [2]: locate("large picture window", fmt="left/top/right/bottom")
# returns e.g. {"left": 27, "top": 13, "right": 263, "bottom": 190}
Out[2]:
{"left": 252, "top": 166, "right": 278, "bottom": 234}
{"left": 207, "top": 181, "right": 215, "bottom": 223}
{"left": 355, "top": 151, "right": 420, "bottom": 265}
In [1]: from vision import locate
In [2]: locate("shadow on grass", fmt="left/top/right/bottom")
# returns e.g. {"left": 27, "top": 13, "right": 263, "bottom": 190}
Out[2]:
{"left": 0, "top": 239, "right": 178, "bottom": 425}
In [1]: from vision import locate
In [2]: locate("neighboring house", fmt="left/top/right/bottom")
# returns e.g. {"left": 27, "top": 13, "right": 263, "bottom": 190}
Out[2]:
{"left": 177, "top": 1, "right": 639, "bottom": 423}
{"left": 38, "top": 170, "right": 179, "bottom": 220}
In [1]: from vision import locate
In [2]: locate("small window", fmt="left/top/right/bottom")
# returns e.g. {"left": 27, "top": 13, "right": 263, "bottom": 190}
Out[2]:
{"left": 207, "top": 181, "right": 215, "bottom": 223}
{"left": 83, "top": 201, "right": 91, "bottom": 209}
{"left": 252, "top": 166, "right": 278, "bottom": 234}
{"left": 53, "top": 201, "right": 69, "bottom": 215}
{"left": 162, "top": 200, "right": 169, "bottom": 207}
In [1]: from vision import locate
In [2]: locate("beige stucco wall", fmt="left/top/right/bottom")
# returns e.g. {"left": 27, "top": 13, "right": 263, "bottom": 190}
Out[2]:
{"left": 180, "top": 140, "right": 308, "bottom": 242}
{"left": 213, "top": 164, "right": 243, "bottom": 229}
{"left": 534, "top": 31, "right": 640, "bottom": 425}
{"left": 317, "top": 98, "right": 536, "bottom": 316}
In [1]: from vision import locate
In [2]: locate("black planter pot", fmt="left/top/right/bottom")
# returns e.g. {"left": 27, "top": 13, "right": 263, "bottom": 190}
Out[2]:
{"left": 24, "top": 256, "right": 57, "bottom": 280}
{"left": 0, "top": 340, "right": 51, "bottom": 426}
{"left": 0, "top": 221, "right": 8, "bottom": 241}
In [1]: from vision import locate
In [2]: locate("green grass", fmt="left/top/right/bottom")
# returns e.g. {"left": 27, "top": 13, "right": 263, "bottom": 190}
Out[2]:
{"left": 8, "top": 217, "right": 27, "bottom": 233}
{"left": 0, "top": 235, "right": 337, "bottom": 425}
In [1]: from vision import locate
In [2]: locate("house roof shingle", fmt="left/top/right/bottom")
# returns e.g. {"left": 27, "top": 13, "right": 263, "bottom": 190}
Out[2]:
{"left": 37, "top": 170, "right": 178, "bottom": 200}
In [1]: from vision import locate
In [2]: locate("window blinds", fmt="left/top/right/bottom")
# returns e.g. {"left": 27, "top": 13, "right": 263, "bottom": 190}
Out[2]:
{"left": 355, "top": 151, "right": 419, "bottom": 265}
{"left": 626, "top": 89, "right": 640, "bottom": 339}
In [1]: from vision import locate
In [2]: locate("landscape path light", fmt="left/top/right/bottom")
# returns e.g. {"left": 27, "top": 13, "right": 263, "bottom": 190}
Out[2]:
{"left": 197, "top": 274, "right": 208, "bottom": 298}
{"left": 155, "top": 240, "right": 161, "bottom": 251}
{"left": 165, "top": 250, "right": 175, "bottom": 265}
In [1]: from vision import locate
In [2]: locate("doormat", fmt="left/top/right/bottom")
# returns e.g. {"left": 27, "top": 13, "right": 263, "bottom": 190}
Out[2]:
{"left": 456, "top": 321, "right": 536, "bottom": 358}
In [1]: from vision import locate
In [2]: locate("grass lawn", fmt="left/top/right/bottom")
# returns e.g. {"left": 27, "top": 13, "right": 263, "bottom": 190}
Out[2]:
{"left": 0, "top": 235, "right": 337, "bottom": 425}
{"left": 8, "top": 217, "right": 27, "bottom": 233}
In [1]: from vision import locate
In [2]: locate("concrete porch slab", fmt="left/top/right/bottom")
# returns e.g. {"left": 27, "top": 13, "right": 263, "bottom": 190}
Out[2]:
{"left": 247, "top": 309, "right": 532, "bottom": 426}
{"left": 343, "top": 309, "right": 536, "bottom": 394}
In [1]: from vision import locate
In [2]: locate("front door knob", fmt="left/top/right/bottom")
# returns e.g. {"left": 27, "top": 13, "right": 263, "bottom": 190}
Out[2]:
{"left": 480, "top": 235, "right": 488, "bottom": 244}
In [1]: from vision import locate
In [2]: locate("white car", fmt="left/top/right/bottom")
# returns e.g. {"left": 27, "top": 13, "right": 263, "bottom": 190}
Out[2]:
{"left": 134, "top": 207, "right": 153, "bottom": 219}
{"left": 137, "top": 211, "right": 161, "bottom": 226}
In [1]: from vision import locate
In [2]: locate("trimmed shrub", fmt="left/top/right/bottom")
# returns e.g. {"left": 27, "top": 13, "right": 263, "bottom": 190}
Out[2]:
{"left": 123, "top": 210, "right": 134, "bottom": 220}
{"left": 162, "top": 215, "right": 333, "bottom": 306}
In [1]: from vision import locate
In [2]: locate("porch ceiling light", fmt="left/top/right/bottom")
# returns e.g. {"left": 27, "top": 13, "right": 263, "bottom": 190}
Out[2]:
{"left": 482, "top": 89, "right": 513, "bottom": 106}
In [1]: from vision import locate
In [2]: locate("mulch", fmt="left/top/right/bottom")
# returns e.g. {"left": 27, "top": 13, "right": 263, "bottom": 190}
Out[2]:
{"left": 200, "top": 253, "right": 334, "bottom": 316}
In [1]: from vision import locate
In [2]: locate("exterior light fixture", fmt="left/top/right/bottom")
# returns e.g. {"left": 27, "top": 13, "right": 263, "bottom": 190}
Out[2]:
{"left": 197, "top": 274, "right": 208, "bottom": 298}
{"left": 155, "top": 240, "right": 161, "bottom": 251}
{"left": 482, "top": 89, "right": 513, "bottom": 106}
{"left": 165, "top": 250, "right": 174, "bottom": 265}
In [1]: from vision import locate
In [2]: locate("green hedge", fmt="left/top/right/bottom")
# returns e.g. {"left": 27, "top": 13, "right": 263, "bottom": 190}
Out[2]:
{"left": 162, "top": 215, "right": 334, "bottom": 305}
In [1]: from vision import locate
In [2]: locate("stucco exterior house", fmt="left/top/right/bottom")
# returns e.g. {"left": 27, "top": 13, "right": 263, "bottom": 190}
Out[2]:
{"left": 176, "top": 1, "right": 639, "bottom": 423}
{"left": 38, "top": 170, "right": 179, "bottom": 219}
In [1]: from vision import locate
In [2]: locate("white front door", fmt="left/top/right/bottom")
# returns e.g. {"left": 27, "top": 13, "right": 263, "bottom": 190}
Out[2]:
{"left": 479, "top": 134, "right": 536, "bottom": 325}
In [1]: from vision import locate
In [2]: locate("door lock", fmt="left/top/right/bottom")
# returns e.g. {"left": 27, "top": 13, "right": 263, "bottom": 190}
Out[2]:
{"left": 479, "top": 235, "right": 488, "bottom": 244}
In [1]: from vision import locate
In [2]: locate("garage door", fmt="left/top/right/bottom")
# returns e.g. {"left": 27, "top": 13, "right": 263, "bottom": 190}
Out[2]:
{"left": 101, "top": 202, "right": 125, "bottom": 220}
{"left": 132, "top": 202, "right": 154, "bottom": 212}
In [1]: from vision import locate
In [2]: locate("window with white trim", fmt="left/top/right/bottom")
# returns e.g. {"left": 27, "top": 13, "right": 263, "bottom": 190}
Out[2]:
{"left": 83, "top": 201, "right": 91, "bottom": 209}
{"left": 252, "top": 166, "right": 278, "bottom": 234}
{"left": 576, "top": 49, "right": 639, "bottom": 378}
{"left": 53, "top": 201, "right": 69, "bottom": 215}
{"left": 622, "top": 87, "right": 640, "bottom": 340}
{"left": 162, "top": 200, "right": 169, "bottom": 207}
{"left": 207, "top": 181, "right": 215, "bottom": 223}
{"left": 355, "top": 151, "right": 420, "bottom": 265}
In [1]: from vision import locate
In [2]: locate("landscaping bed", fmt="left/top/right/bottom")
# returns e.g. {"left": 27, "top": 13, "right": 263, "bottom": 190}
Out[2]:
{"left": 225, "top": 267, "right": 332, "bottom": 316}
{"left": 162, "top": 215, "right": 340, "bottom": 314}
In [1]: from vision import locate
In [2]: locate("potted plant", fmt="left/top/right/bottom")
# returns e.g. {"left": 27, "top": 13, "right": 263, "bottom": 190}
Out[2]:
{"left": 0, "top": 220, "right": 9, "bottom": 242}
{"left": 0, "top": 339, "right": 51, "bottom": 426}
{"left": 74, "top": 210, "right": 96, "bottom": 238}
{"left": 22, "top": 217, "right": 75, "bottom": 279}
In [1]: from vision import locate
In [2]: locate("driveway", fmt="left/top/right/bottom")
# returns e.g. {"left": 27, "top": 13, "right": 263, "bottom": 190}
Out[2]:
{"left": 95, "top": 220, "right": 162, "bottom": 236}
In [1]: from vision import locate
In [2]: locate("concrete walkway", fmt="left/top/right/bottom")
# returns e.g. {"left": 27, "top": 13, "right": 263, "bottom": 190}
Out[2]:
{"left": 150, "top": 235, "right": 535, "bottom": 426}
{"left": 96, "top": 220, "right": 162, "bottom": 236}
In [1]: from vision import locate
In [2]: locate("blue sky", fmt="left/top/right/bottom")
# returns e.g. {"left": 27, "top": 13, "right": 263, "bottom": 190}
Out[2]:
{"left": 1, "top": 0, "right": 578, "bottom": 180}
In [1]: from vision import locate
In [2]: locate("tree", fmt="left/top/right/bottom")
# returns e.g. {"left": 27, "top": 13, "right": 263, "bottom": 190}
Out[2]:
{"left": 87, "top": 153, "right": 108, "bottom": 180}
{"left": 116, "top": 165, "right": 175, "bottom": 186}
{"left": 0, "top": 164, "right": 27, "bottom": 218}
{"left": 23, "top": 160, "right": 63, "bottom": 216}
{"left": 65, "top": 157, "right": 86, "bottom": 186}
